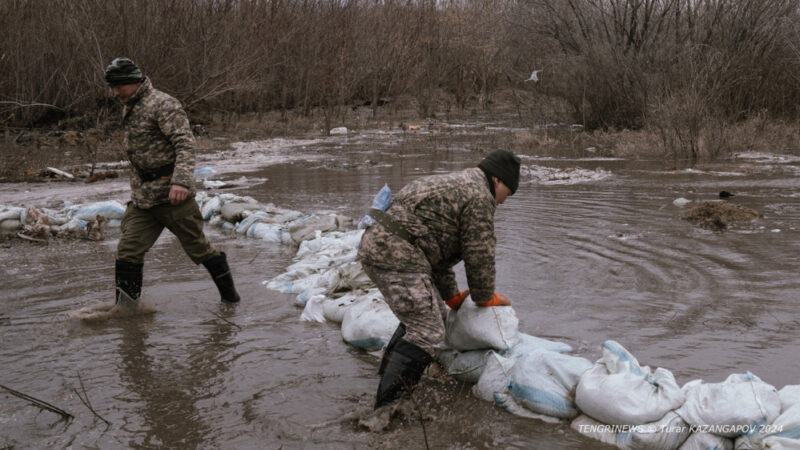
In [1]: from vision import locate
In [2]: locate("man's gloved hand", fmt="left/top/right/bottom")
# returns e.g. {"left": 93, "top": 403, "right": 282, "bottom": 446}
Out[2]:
{"left": 475, "top": 293, "right": 512, "bottom": 307}
{"left": 445, "top": 289, "right": 470, "bottom": 310}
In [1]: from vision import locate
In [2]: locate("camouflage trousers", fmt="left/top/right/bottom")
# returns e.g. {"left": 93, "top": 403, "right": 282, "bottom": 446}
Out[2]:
{"left": 117, "top": 198, "right": 219, "bottom": 265}
{"left": 362, "top": 264, "right": 448, "bottom": 357}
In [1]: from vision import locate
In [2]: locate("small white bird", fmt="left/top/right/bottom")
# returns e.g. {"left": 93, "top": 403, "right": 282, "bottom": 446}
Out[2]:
{"left": 524, "top": 70, "right": 541, "bottom": 82}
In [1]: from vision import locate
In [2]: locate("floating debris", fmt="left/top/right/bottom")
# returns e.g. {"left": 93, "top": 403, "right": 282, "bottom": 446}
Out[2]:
{"left": 682, "top": 201, "right": 761, "bottom": 231}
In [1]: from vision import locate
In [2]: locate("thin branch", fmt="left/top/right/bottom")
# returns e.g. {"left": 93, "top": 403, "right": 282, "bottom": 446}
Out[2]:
{"left": 73, "top": 371, "right": 111, "bottom": 427}
{"left": 0, "top": 383, "right": 74, "bottom": 421}
{"left": 208, "top": 309, "right": 242, "bottom": 330}
{"left": 0, "top": 101, "right": 64, "bottom": 111}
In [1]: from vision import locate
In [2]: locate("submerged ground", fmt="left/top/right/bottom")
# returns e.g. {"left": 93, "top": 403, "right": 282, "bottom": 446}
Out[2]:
{"left": 2, "top": 117, "right": 800, "bottom": 449}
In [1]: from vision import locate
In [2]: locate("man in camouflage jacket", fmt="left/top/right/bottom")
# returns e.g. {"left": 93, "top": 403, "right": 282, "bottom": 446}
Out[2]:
{"left": 105, "top": 57, "right": 240, "bottom": 306}
{"left": 358, "top": 149, "right": 520, "bottom": 409}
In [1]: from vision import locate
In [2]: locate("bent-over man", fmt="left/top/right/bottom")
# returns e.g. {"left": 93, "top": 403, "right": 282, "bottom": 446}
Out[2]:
{"left": 358, "top": 149, "right": 520, "bottom": 409}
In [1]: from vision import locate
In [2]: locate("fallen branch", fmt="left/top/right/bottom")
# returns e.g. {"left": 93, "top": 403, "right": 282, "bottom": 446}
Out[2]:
{"left": 208, "top": 309, "right": 242, "bottom": 330}
{"left": 0, "top": 383, "right": 74, "bottom": 420}
{"left": 74, "top": 371, "right": 111, "bottom": 427}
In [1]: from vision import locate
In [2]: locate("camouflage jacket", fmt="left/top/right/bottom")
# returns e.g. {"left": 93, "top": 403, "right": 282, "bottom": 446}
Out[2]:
{"left": 358, "top": 167, "right": 498, "bottom": 303}
{"left": 120, "top": 77, "right": 196, "bottom": 209}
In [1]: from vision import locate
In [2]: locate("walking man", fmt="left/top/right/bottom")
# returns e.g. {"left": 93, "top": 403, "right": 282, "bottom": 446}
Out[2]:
{"left": 357, "top": 149, "right": 520, "bottom": 409}
{"left": 105, "top": 57, "right": 240, "bottom": 306}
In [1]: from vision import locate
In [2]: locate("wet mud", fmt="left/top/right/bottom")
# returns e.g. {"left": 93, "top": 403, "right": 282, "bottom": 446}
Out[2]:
{"left": 2, "top": 123, "right": 800, "bottom": 449}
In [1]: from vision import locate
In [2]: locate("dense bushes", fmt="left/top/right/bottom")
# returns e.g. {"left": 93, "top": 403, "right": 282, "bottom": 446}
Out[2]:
{"left": 2, "top": 0, "right": 799, "bottom": 156}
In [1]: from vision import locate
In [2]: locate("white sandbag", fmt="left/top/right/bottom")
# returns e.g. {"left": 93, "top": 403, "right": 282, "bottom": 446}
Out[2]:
{"left": 60, "top": 217, "right": 88, "bottom": 231}
{"left": 0, "top": 218, "right": 21, "bottom": 231}
{"left": 575, "top": 340, "right": 685, "bottom": 425}
{"left": 508, "top": 349, "right": 592, "bottom": 419}
{"left": 676, "top": 373, "right": 781, "bottom": 438}
{"left": 507, "top": 332, "right": 574, "bottom": 357}
{"left": 331, "top": 261, "right": 373, "bottom": 292}
{"left": 572, "top": 412, "right": 691, "bottom": 450}
{"left": 201, "top": 195, "right": 222, "bottom": 220}
{"left": 340, "top": 298, "right": 399, "bottom": 351}
{"left": 300, "top": 294, "right": 328, "bottom": 322}
{"left": 322, "top": 290, "right": 375, "bottom": 323}
{"left": 779, "top": 385, "right": 800, "bottom": 412}
{"left": 472, "top": 351, "right": 515, "bottom": 402}
{"left": 436, "top": 348, "right": 493, "bottom": 383}
{"left": 493, "top": 392, "right": 561, "bottom": 423}
{"left": 680, "top": 432, "right": 733, "bottom": 450}
{"left": 294, "top": 287, "right": 327, "bottom": 307}
{"left": 66, "top": 200, "right": 125, "bottom": 220}
{"left": 289, "top": 214, "right": 354, "bottom": 244}
{"left": 445, "top": 299, "right": 519, "bottom": 351}
{"left": 266, "top": 272, "right": 323, "bottom": 294}
{"left": 0, "top": 207, "right": 24, "bottom": 222}
{"left": 295, "top": 229, "right": 363, "bottom": 259}
{"left": 734, "top": 385, "right": 800, "bottom": 449}
{"left": 235, "top": 211, "right": 269, "bottom": 234}
{"left": 248, "top": 222, "right": 291, "bottom": 243}
{"left": 220, "top": 201, "right": 259, "bottom": 223}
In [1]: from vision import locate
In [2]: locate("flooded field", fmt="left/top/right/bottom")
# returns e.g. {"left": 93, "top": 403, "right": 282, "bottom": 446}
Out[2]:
{"left": 2, "top": 121, "right": 800, "bottom": 449}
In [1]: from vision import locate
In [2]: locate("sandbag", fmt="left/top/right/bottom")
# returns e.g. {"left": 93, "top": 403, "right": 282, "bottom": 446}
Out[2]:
{"left": 508, "top": 349, "right": 592, "bottom": 419}
{"left": 289, "top": 214, "right": 354, "bottom": 244}
{"left": 436, "top": 348, "right": 493, "bottom": 383}
{"left": 575, "top": 340, "right": 685, "bottom": 425}
{"left": 572, "top": 412, "right": 691, "bottom": 450}
{"left": 340, "top": 297, "right": 399, "bottom": 351}
{"left": 676, "top": 373, "right": 781, "bottom": 438}
{"left": 331, "top": 261, "right": 373, "bottom": 292}
{"left": 472, "top": 351, "right": 515, "bottom": 402}
{"left": 734, "top": 384, "right": 800, "bottom": 449}
{"left": 248, "top": 222, "right": 290, "bottom": 243}
{"left": 508, "top": 332, "right": 574, "bottom": 357}
{"left": 300, "top": 294, "right": 328, "bottom": 322}
{"left": 679, "top": 432, "right": 732, "bottom": 450}
{"left": 201, "top": 195, "right": 222, "bottom": 220}
{"left": 66, "top": 200, "right": 125, "bottom": 220}
{"left": 445, "top": 299, "right": 519, "bottom": 351}
{"left": 220, "top": 201, "right": 259, "bottom": 223}
{"left": 322, "top": 290, "right": 378, "bottom": 323}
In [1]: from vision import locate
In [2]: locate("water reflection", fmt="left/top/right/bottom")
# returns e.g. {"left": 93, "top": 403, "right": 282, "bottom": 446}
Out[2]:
{"left": 117, "top": 305, "right": 238, "bottom": 449}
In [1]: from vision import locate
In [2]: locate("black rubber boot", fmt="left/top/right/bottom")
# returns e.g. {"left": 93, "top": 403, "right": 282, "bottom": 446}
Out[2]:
{"left": 202, "top": 252, "right": 241, "bottom": 303}
{"left": 115, "top": 259, "right": 143, "bottom": 307}
{"left": 374, "top": 338, "right": 433, "bottom": 409}
{"left": 378, "top": 323, "right": 406, "bottom": 376}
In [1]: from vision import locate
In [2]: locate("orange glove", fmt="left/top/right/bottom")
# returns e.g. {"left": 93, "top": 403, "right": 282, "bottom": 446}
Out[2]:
{"left": 475, "top": 293, "right": 512, "bottom": 307}
{"left": 445, "top": 289, "right": 470, "bottom": 310}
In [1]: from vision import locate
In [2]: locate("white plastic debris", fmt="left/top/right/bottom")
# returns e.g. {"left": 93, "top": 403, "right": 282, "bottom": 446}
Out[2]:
{"left": 673, "top": 197, "right": 692, "bottom": 206}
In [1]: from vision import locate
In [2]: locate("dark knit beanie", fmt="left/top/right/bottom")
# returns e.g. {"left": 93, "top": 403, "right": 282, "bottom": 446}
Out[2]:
{"left": 478, "top": 149, "right": 521, "bottom": 194}
{"left": 105, "top": 57, "right": 144, "bottom": 86}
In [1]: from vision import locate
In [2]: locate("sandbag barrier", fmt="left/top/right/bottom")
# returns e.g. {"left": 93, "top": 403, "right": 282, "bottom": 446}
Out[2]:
{"left": 1, "top": 191, "right": 354, "bottom": 245}
{"left": 266, "top": 229, "right": 800, "bottom": 450}
{"left": 0, "top": 201, "right": 126, "bottom": 239}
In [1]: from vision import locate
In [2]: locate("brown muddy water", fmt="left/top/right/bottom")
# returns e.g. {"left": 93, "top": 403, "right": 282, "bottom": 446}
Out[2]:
{"left": 2, "top": 121, "right": 800, "bottom": 449}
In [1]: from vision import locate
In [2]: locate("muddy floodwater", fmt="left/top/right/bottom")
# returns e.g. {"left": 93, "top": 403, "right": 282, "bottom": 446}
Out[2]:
{"left": 2, "top": 121, "right": 800, "bottom": 449}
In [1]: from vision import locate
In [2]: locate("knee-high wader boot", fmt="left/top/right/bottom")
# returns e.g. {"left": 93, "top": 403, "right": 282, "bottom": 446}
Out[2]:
{"left": 375, "top": 338, "right": 432, "bottom": 409}
{"left": 378, "top": 323, "right": 406, "bottom": 375}
{"left": 115, "top": 259, "right": 143, "bottom": 307}
{"left": 202, "top": 252, "right": 241, "bottom": 303}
